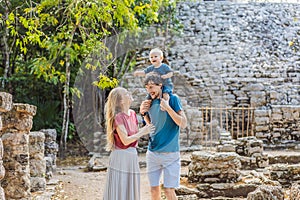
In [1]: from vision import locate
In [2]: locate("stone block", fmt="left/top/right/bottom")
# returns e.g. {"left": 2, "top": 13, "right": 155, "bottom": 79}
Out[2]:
{"left": 0, "top": 92, "right": 12, "bottom": 112}
{"left": 14, "top": 103, "right": 37, "bottom": 116}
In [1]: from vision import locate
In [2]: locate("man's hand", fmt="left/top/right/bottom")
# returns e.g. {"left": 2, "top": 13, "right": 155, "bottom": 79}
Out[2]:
{"left": 140, "top": 100, "right": 151, "bottom": 115}
{"left": 160, "top": 97, "right": 170, "bottom": 111}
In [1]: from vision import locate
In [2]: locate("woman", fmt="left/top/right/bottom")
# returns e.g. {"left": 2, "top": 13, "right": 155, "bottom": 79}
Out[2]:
{"left": 103, "top": 87, "right": 155, "bottom": 200}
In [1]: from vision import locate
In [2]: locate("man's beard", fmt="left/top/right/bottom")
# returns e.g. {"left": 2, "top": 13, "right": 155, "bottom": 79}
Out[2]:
{"left": 152, "top": 92, "right": 161, "bottom": 100}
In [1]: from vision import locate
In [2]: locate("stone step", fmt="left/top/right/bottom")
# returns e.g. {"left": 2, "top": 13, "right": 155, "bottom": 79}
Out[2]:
{"left": 266, "top": 150, "right": 300, "bottom": 165}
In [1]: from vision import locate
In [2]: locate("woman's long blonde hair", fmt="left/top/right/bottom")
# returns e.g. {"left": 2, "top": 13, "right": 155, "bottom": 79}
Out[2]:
{"left": 104, "top": 87, "right": 123, "bottom": 151}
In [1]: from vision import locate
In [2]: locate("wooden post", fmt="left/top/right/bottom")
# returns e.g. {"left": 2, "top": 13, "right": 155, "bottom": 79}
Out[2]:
{"left": 250, "top": 108, "right": 255, "bottom": 136}
{"left": 220, "top": 108, "right": 223, "bottom": 130}
{"left": 201, "top": 107, "right": 205, "bottom": 146}
{"left": 237, "top": 108, "right": 240, "bottom": 139}
{"left": 210, "top": 108, "right": 213, "bottom": 149}
{"left": 242, "top": 106, "right": 245, "bottom": 137}
{"left": 246, "top": 107, "right": 250, "bottom": 137}
{"left": 205, "top": 107, "right": 208, "bottom": 148}
{"left": 231, "top": 110, "right": 234, "bottom": 139}
{"left": 226, "top": 107, "right": 228, "bottom": 132}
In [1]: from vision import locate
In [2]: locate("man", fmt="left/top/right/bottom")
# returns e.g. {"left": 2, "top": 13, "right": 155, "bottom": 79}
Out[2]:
{"left": 139, "top": 73, "right": 187, "bottom": 200}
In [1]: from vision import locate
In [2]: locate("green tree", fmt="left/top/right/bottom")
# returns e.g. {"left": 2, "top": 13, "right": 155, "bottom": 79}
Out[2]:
{"left": 1, "top": 0, "right": 178, "bottom": 156}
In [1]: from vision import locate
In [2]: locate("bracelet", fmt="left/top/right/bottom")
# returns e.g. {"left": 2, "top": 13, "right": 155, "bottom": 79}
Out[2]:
{"left": 141, "top": 112, "right": 149, "bottom": 117}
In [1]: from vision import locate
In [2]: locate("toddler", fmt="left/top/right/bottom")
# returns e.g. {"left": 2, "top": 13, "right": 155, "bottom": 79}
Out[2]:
{"left": 134, "top": 48, "right": 173, "bottom": 101}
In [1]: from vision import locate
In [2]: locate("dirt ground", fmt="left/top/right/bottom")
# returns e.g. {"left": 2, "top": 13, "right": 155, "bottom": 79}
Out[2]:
{"left": 53, "top": 164, "right": 151, "bottom": 200}
{"left": 52, "top": 149, "right": 300, "bottom": 200}
{"left": 52, "top": 152, "right": 191, "bottom": 200}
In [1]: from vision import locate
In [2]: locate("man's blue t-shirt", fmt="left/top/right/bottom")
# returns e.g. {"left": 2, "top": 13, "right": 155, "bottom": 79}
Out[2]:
{"left": 148, "top": 94, "right": 182, "bottom": 152}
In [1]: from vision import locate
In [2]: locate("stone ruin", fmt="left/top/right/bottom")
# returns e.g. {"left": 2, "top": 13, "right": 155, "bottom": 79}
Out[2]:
{"left": 118, "top": 3, "right": 300, "bottom": 197}
{"left": 0, "top": 92, "right": 58, "bottom": 199}
{"left": 71, "top": 2, "right": 300, "bottom": 164}
{"left": 217, "top": 132, "right": 269, "bottom": 170}
{"left": 188, "top": 151, "right": 241, "bottom": 184}
{"left": 175, "top": 135, "right": 300, "bottom": 200}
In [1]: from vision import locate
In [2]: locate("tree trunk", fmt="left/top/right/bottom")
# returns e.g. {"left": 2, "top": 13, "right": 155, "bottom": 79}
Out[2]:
{"left": 2, "top": 1, "right": 11, "bottom": 89}
{"left": 60, "top": 54, "right": 71, "bottom": 157}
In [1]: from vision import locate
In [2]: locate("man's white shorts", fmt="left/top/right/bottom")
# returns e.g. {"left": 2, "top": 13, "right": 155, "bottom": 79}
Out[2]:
{"left": 146, "top": 150, "right": 180, "bottom": 188}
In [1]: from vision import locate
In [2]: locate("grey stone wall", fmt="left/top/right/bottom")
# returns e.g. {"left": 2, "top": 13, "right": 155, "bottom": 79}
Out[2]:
{"left": 29, "top": 132, "right": 46, "bottom": 193}
{"left": 123, "top": 1, "right": 300, "bottom": 148}
{"left": 171, "top": 2, "right": 300, "bottom": 106}
{"left": 0, "top": 93, "right": 59, "bottom": 199}
{"left": 0, "top": 93, "right": 37, "bottom": 199}
{"left": 40, "top": 129, "right": 59, "bottom": 180}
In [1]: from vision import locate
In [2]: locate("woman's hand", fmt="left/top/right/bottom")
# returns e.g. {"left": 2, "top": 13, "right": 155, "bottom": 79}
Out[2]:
{"left": 139, "top": 124, "right": 155, "bottom": 136}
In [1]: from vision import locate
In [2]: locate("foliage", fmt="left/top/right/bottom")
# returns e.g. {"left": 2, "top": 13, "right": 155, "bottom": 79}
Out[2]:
{"left": 0, "top": 0, "right": 180, "bottom": 151}
{"left": 31, "top": 99, "right": 62, "bottom": 131}
{"left": 92, "top": 73, "right": 118, "bottom": 89}
{"left": 6, "top": 70, "right": 63, "bottom": 131}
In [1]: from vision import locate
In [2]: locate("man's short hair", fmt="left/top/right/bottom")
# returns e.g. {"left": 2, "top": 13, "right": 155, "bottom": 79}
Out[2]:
{"left": 144, "top": 72, "right": 163, "bottom": 86}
